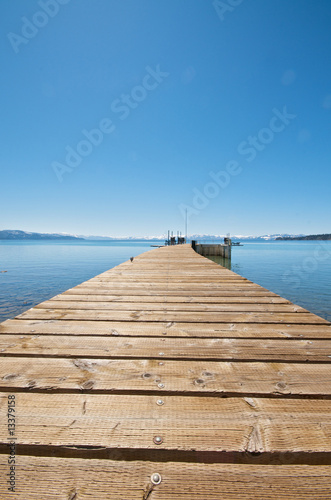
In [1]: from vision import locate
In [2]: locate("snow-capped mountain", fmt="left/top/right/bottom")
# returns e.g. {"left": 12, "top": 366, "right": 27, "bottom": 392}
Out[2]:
{"left": 0, "top": 230, "right": 316, "bottom": 241}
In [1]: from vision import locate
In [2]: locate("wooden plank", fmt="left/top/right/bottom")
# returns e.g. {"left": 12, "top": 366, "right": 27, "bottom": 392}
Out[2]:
{"left": 57, "top": 293, "right": 291, "bottom": 303}
{"left": 35, "top": 299, "right": 307, "bottom": 313}
{"left": 65, "top": 286, "right": 280, "bottom": 296}
{"left": 0, "top": 357, "right": 330, "bottom": 396}
{"left": 88, "top": 277, "right": 250, "bottom": 282}
{"left": 1, "top": 335, "right": 331, "bottom": 362}
{"left": 2, "top": 319, "right": 330, "bottom": 338}
{"left": 1, "top": 457, "right": 331, "bottom": 499}
{"left": 1, "top": 393, "right": 331, "bottom": 453}
{"left": 88, "top": 269, "right": 249, "bottom": 275}
{"left": 17, "top": 308, "right": 329, "bottom": 324}
{"left": 92, "top": 273, "right": 250, "bottom": 278}
{"left": 72, "top": 282, "right": 265, "bottom": 288}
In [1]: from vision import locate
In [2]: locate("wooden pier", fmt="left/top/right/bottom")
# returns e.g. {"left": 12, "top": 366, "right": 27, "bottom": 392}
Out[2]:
{"left": 1, "top": 244, "right": 331, "bottom": 499}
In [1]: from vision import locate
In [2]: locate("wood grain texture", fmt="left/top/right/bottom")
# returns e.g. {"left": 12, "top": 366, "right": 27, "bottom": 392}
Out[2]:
{"left": 0, "top": 357, "right": 330, "bottom": 396}
{"left": 54, "top": 293, "right": 291, "bottom": 303}
{"left": 2, "top": 319, "right": 330, "bottom": 338}
{"left": 1, "top": 334, "right": 331, "bottom": 361}
{"left": 35, "top": 299, "right": 307, "bottom": 313}
{"left": 64, "top": 286, "right": 281, "bottom": 296}
{"left": 16, "top": 308, "right": 329, "bottom": 323}
{"left": 2, "top": 457, "right": 331, "bottom": 499}
{"left": 1, "top": 393, "right": 331, "bottom": 453}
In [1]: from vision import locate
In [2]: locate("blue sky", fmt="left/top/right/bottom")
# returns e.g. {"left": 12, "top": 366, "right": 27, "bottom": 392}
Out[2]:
{"left": 1, "top": 0, "right": 330, "bottom": 237}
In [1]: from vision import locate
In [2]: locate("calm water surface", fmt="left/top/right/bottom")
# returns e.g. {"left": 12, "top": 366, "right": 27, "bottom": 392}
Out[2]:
{"left": 210, "top": 241, "right": 331, "bottom": 321}
{"left": 0, "top": 240, "right": 330, "bottom": 322}
{"left": 0, "top": 240, "right": 155, "bottom": 322}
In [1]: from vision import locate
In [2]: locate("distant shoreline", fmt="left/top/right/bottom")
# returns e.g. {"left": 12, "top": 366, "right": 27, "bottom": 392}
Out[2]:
{"left": 276, "top": 234, "right": 331, "bottom": 241}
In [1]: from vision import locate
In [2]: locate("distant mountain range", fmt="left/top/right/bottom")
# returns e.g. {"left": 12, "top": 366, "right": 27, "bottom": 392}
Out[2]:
{"left": 189, "top": 233, "right": 307, "bottom": 241}
{"left": 0, "top": 230, "right": 84, "bottom": 241}
{"left": 1, "top": 230, "right": 329, "bottom": 241}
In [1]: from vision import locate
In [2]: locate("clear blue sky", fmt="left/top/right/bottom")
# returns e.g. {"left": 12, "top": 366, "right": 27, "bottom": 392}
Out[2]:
{"left": 1, "top": 0, "right": 330, "bottom": 237}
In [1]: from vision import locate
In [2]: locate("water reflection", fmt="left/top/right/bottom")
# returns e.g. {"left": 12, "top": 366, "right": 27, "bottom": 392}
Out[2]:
{"left": 206, "top": 256, "right": 232, "bottom": 270}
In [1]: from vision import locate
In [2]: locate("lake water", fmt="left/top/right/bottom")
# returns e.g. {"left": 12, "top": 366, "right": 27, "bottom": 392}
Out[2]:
{"left": 0, "top": 240, "right": 330, "bottom": 323}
